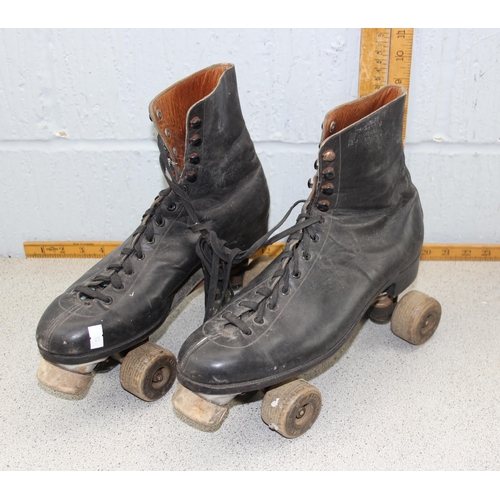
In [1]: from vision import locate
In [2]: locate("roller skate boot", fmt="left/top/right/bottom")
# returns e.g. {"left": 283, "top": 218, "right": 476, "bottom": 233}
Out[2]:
{"left": 173, "top": 85, "right": 441, "bottom": 437}
{"left": 36, "top": 63, "right": 270, "bottom": 401}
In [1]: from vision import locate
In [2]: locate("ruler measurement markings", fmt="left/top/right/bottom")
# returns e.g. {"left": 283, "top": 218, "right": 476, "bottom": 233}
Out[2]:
{"left": 359, "top": 28, "right": 414, "bottom": 141}
{"left": 24, "top": 242, "right": 500, "bottom": 261}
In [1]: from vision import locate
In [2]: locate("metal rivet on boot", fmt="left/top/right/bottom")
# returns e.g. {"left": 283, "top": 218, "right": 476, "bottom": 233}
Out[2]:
{"left": 322, "top": 167, "right": 335, "bottom": 180}
{"left": 329, "top": 121, "right": 336, "bottom": 133}
{"left": 189, "top": 134, "right": 202, "bottom": 146}
{"left": 317, "top": 199, "right": 330, "bottom": 212}
{"left": 189, "top": 116, "right": 202, "bottom": 129}
{"left": 314, "top": 159, "right": 319, "bottom": 170}
{"left": 308, "top": 178, "right": 314, "bottom": 188}
{"left": 322, "top": 149, "right": 336, "bottom": 162}
{"left": 188, "top": 153, "right": 200, "bottom": 164}
{"left": 165, "top": 128, "right": 171, "bottom": 138}
{"left": 321, "top": 183, "right": 334, "bottom": 195}
{"left": 156, "top": 109, "right": 162, "bottom": 120}
{"left": 186, "top": 170, "right": 198, "bottom": 182}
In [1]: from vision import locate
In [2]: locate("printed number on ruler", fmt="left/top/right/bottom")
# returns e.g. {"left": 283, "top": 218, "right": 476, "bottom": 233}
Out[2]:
{"left": 24, "top": 242, "right": 121, "bottom": 258}
{"left": 359, "top": 28, "right": 414, "bottom": 140}
{"left": 420, "top": 245, "right": 500, "bottom": 261}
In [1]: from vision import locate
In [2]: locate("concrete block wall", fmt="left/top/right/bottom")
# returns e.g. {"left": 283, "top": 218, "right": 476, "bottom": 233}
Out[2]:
{"left": 1, "top": 28, "right": 499, "bottom": 258}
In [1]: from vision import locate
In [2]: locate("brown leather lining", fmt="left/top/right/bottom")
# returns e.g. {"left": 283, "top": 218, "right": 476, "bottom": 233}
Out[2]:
{"left": 149, "top": 63, "right": 232, "bottom": 171}
{"left": 321, "top": 85, "right": 404, "bottom": 142}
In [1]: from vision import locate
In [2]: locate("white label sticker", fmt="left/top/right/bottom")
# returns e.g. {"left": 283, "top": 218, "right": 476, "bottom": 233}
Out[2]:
{"left": 88, "top": 324, "right": 104, "bottom": 349}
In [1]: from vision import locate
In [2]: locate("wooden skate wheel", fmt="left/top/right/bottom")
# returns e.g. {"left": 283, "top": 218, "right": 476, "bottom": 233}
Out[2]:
{"left": 261, "top": 379, "right": 322, "bottom": 439}
{"left": 120, "top": 342, "right": 176, "bottom": 401}
{"left": 391, "top": 291, "right": 442, "bottom": 345}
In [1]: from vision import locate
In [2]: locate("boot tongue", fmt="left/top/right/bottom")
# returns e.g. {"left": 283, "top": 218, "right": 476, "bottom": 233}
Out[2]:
{"left": 149, "top": 64, "right": 232, "bottom": 180}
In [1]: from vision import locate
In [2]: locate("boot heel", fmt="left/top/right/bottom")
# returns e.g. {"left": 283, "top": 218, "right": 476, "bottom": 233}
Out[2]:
{"left": 389, "top": 256, "right": 420, "bottom": 297}
{"left": 367, "top": 256, "right": 421, "bottom": 323}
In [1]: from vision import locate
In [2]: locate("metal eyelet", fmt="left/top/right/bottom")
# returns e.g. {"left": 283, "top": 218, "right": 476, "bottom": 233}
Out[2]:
{"left": 280, "top": 286, "right": 290, "bottom": 295}
{"left": 253, "top": 317, "right": 264, "bottom": 325}
{"left": 186, "top": 170, "right": 198, "bottom": 183}
{"left": 292, "top": 271, "right": 302, "bottom": 279}
{"left": 154, "top": 216, "right": 165, "bottom": 227}
{"left": 189, "top": 116, "right": 202, "bottom": 129}
{"left": 167, "top": 202, "right": 177, "bottom": 212}
{"left": 312, "top": 234, "right": 320, "bottom": 242}
{"left": 322, "top": 149, "right": 336, "bottom": 162}
{"left": 104, "top": 296, "right": 113, "bottom": 305}
{"left": 113, "top": 285, "right": 124, "bottom": 291}
{"left": 267, "top": 302, "right": 278, "bottom": 311}
{"left": 189, "top": 134, "right": 202, "bottom": 146}
{"left": 302, "top": 252, "right": 311, "bottom": 261}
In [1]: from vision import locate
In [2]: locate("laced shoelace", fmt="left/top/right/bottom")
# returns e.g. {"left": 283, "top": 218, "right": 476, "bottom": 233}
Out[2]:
{"left": 218, "top": 207, "right": 323, "bottom": 335}
{"left": 194, "top": 200, "right": 316, "bottom": 320}
{"left": 73, "top": 186, "right": 176, "bottom": 304}
{"left": 72, "top": 168, "right": 298, "bottom": 320}
{"left": 74, "top": 157, "right": 321, "bottom": 325}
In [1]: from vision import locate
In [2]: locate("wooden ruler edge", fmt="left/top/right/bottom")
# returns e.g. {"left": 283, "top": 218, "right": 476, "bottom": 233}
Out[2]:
{"left": 23, "top": 241, "right": 500, "bottom": 261}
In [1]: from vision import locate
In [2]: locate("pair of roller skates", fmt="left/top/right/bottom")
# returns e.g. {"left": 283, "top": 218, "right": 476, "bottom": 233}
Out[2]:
{"left": 36, "top": 64, "right": 441, "bottom": 439}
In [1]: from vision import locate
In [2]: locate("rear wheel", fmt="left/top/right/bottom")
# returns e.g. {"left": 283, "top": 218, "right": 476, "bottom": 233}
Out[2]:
{"left": 391, "top": 291, "right": 442, "bottom": 345}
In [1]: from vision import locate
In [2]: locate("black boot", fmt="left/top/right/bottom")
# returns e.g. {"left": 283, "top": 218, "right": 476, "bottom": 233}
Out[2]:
{"left": 174, "top": 85, "right": 441, "bottom": 437}
{"left": 36, "top": 63, "right": 270, "bottom": 400}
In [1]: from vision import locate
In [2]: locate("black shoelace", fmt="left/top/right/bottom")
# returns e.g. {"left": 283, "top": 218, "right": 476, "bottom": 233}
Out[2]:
{"left": 74, "top": 161, "right": 321, "bottom": 325}
{"left": 73, "top": 186, "right": 175, "bottom": 304}
{"left": 194, "top": 200, "right": 317, "bottom": 320}
{"left": 218, "top": 206, "right": 323, "bottom": 334}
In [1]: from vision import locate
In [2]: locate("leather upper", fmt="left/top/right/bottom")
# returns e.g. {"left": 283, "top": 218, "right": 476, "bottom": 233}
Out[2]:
{"left": 177, "top": 85, "right": 424, "bottom": 395}
{"left": 36, "top": 63, "right": 270, "bottom": 366}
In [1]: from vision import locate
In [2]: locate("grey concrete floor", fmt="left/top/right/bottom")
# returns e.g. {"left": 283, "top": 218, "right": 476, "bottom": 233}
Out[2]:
{"left": 0, "top": 258, "right": 499, "bottom": 471}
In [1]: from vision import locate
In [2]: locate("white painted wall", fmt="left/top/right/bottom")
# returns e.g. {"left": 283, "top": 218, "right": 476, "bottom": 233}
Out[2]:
{"left": 1, "top": 28, "right": 499, "bottom": 257}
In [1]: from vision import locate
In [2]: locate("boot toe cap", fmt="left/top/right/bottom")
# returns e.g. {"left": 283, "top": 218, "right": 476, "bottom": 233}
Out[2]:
{"left": 36, "top": 293, "right": 109, "bottom": 362}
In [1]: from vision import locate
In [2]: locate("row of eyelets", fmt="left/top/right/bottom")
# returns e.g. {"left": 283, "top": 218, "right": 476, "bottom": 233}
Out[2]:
{"left": 317, "top": 147, "right": 337, "bottom": 212}
{"left": 186, "top": 116, "right": 202, "bottom": 182}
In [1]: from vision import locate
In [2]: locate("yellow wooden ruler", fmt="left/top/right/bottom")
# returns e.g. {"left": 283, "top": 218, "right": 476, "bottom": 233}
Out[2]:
{"left": 359, "top": 28, "right": 414, "bottom": 141}
{"left": 254, "top": 243, "right": 500, "bottom": 261}
{"left": 24, "top": 241, "right": 122, "bottom": 259}
{"left": 24, "top": 241, "right": 500, "bottom": 261}
{"left": 420, "top": 244, "right": 500, "bottom": 261}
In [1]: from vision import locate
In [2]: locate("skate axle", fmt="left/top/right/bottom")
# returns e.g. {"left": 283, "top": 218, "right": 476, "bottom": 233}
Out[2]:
{"left": 367, "top": 293, "right": 397, "bottom": 324}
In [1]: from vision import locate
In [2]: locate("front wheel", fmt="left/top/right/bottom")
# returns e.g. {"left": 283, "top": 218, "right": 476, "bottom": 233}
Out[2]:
{"left": 261, "top": 379, "right": 322, "bottom": 439}
{"left": 120, "top": 342, "right": 177, "bottom": 401}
